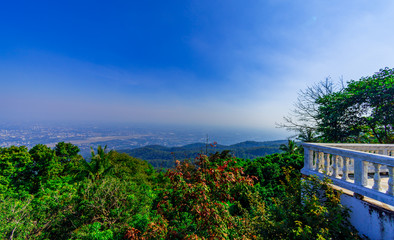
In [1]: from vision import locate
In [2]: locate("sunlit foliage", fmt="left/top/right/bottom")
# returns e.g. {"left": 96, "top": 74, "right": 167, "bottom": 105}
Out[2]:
{"left": 0, "top": 142, "right": 359, "bottom": 239}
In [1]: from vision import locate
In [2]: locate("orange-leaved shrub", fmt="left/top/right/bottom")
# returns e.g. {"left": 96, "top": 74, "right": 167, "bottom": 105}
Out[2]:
{"left": 125, "top": 151, "right": 266, "bottom": 239}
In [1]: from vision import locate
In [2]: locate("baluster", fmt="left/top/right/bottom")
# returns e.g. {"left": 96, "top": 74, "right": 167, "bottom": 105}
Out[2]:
{"left": 342, "top": 157, "right": 350, "bottom": 181}
{"left": 354, "top": 157, "right": 369, "bottom": 187}
{"left": 387, "top": 166, "right": 394, "bottom": 196}
{"left": 312, "top": 151, "right": 317, "bottom": 170}
{"left": 304, "top": 148, "right": 310, "bottom": 170}
{"left": 325, "top": 153, "right": 331, "bottom": 175}
{"left": 316, "top": 152, "right": 322, "bottom": 172}
{"left": 319, "top": 152, "right": 325, "bottom": 173}
{"left": 382, "top": 149, "right": 387, "bottom": 155}
{"left": 308, "top": 150, "right": 314, "bottom": 170}
{"left": 362, "top": 161, "right": 368, "bottom": 187}
{"left": 315, "top": 152, "right": 320, "bottom": 172}
{"left": 333, "top": 155, "right": 340, "bottom": 178}
{"left": 372, "top": 163, "right": 382, "bottom": 191}
{"left": 338, "top": 156, "right": 343, "bottom": 176}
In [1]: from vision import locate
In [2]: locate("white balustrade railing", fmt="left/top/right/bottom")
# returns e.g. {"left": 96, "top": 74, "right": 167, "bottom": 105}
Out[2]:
{"left": 301, "top": 143, "right": 394, "bottom": 206}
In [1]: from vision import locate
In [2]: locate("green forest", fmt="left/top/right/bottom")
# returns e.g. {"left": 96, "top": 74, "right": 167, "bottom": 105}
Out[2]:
{"left": 0, "top": 143, "right": 359, "bottom": 239}
{"left": 118, "top": 140, "right": 286, "bottom": 169}
{"left": 1, "top": 67, "right": 393, "bottom": 239}
{"left": 279, "top": 67, "right": 393, "bottom": 144}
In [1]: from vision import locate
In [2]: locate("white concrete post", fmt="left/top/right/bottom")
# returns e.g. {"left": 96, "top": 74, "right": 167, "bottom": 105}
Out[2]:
{"left": 342, "top": 157, "right": 350, "bottom": 181}
{"left": 383, "top": 149, "right": 388, "bottom": 156}
{"left": 333, "top": 155, "right": 340, "bottom": 178}
{"left": 316, "top": 152, "right": 321, "bottom": 173}
{"left": 387, "top": 166, "right": 394, "bottom": 196}
{"left": 308, "top": 149, "right": 314, "bottom": 170}
{"left": 304, "top": 147, "right": 310, "bottom": 170}
{"left": 325, "top": 153, "right": 331, "bottom": 175}
{"left": 372, "top": 163, "right": 382, "bottom": 191}
{"left": 362, "top": 161, "right": 369, "bottom": 187}
{"left": 354, "top": 157, "right": 368, "bottom": 187}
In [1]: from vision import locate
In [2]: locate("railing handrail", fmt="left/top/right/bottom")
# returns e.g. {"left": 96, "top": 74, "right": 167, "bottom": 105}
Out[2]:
{"left": 301, "top": 142, "right": 394, "bottom": 207}
{"left": 305, "top": 142, "right": 394, "bottom": 151}
{"left": 305, "top": 143, "right": 394, "bottom": 147}
{"left": 302, "top": 143, "right": 394, "bottom": 166}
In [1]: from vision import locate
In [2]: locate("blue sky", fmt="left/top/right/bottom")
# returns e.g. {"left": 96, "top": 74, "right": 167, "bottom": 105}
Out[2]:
{"left": 1, "top": 0, "right": 394, "bottom": 137}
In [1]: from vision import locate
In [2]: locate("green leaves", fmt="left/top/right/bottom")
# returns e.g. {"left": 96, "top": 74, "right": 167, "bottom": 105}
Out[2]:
{"left": 0, "top": 146, "right": 32, "bottom": 193}
{"left": 282, "top": 67, "right": 393, "bottom": 143}
{"left": 0, "top": 143, "right": 360, "bottom": 239}
{"left": 261, "top": 169, "right": 359, "bottom": 240}
{"left": 78, "top": 145, "right": 113, "bottom": 183}
{"left": 28, "top": 144, "right": 63, "bottom": 193}
{"left": 0, "top": 194, "right": 34, "bottom": 240}
{"left": 279, "top": 139, "right": 299, "bottom": 154}
{"left": 316, "top": 67, "right": 394, "bottom": 143}
{"left": 72, "top": 222, "right": 114, "bottom": 240}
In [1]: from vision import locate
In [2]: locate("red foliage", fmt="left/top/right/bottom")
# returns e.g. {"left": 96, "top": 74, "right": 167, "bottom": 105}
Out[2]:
{"left": 152, "top": 153, "right": 259, "bottom": 238}
{"left": 124, "top": 228, "right": 143, "bottom": 240}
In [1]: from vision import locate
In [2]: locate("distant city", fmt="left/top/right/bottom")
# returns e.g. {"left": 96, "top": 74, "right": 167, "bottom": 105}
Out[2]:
{"left": 0, "top": 121, "right": 285, "bottom": 157}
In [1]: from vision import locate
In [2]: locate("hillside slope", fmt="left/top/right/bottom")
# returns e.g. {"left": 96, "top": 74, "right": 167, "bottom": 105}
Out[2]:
{"left": 119, "top": 140, "right": 286, "bottom": 168}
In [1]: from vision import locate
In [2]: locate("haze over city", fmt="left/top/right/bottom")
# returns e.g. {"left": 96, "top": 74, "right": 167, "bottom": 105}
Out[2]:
{"left": 1, "top": 0, "right": 394, "bottom": 139}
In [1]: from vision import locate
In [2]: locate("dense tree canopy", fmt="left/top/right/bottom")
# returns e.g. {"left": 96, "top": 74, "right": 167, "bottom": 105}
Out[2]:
{"left": 281, "top": 67, "right": 394, "bottom": 143}
{"left": 0, "top": 141, "right": 360, "bottom": 239}
{"left": 317, "top": 67, "right": 394, "bottom": 143}
{"left": 0, "top": 146, "right": 32, "bottom": 194}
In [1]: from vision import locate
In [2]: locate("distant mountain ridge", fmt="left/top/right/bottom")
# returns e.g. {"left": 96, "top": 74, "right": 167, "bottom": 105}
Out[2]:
{"left": 119, "top": 140, "right": 287, "bottom": 168}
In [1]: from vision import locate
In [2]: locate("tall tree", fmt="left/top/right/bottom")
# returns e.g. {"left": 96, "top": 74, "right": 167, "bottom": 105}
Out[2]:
{"left": 0, "top": 146, "right": 32, "bottom": 193}
{"left": 278, "top": 77, "right": 344, "bottom": 141}
{"left": 54, "top": 142, "right": 83, "bottom": 175}
{"left": 80, "top": 145, "right": 113, "bottom": 182}
{"left": 28, "top": 144, "right": 62, "bottom": 192}
{"left": 317, "top": 67, "right": 394, "bottom": 143}
{"left": 281, "top": 67, "right": 393, "bottom": 143}
{"left": 279, "top": 139, "right": 299, "bottom": 154}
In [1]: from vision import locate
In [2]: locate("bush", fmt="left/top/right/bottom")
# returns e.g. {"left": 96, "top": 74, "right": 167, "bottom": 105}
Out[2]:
{"left": 133, "top": 153, "right": 266, "bottom": 239}
{"left": 262, "top": 168, "right": 360, "bottom": 239}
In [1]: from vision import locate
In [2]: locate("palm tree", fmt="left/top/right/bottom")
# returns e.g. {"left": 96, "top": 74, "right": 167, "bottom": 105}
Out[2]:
{"left": 297, "top": 128, "right": 317, "bottom": 142}
{"left": 279, "top": 139, "right": 299, "bottom": 154}
{"left": 80, "top": 145, "right": 113, "bottom": 182}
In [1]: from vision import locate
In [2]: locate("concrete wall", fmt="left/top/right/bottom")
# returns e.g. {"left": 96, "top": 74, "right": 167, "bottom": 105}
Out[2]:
{"left": 340, "top": 193, "right": 394, "bottom": 240}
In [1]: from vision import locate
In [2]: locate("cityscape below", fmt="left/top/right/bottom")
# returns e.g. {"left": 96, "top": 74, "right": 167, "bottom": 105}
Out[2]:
{"left": 0, "top": 121, "right": 287, "bottom": 158}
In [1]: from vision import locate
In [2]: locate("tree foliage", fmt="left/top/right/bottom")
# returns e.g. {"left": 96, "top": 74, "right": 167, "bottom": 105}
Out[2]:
{"left": 0, "top": 146, "right": 32, "bottom": 194}
{"left": 144, "top": 152, "right": 265, "bottom": 239}
{"left": 279, "top": 139, "right": 299, "bottom": 154}
{"left": 281, "top": 67, "right": 394, "bottom": 143}
{"left": 0, "top": 142, "right": 359, "bottom": 239}
{"left": 317, "top": 67, "right": 394, "bottom": 143}
{"left": 263, "top": 169, "right": 359, "bottom": 240}
{"left": 278, "top": 77, "right": 343, "bottom": 140}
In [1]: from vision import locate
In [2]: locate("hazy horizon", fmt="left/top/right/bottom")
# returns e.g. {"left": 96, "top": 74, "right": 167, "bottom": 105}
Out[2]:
{"left": 0, "top": 120, "right": 289, "bottom": 158}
